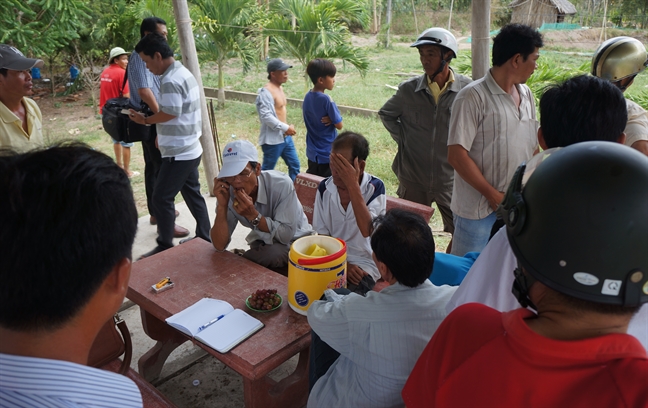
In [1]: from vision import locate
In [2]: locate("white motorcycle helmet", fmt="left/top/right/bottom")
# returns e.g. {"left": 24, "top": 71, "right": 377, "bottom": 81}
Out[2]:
{"left": 411, "top": 27, "right": 458, "bottom": 59}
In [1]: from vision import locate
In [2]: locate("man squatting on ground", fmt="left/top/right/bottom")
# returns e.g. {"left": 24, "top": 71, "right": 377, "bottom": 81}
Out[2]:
{"left": 0, "top": 144, "right": 142, "bottom": 406}
{"left": 128, "top": 17, "right": 189, "bottom": 238}
{"left": 312, "top": 131, "right": 386, "bottom": 295}
{"left": 379, "top": 28, "right": 471, "bottom": 250}
{"left": 447, "top": 74, "right": 648, "bottom": 349}
{"left": 0, "top": 44, "right": 44, "bottom": 152}
{"left": 403, "top": 141, "right": 648, "bottom": 407}
{"left": 448, "top": 23, "right": 543, "bottom": 256}
{"left": 211, "top": 140, "right": 312, "bottom": 271}
{"left": 130, "top": 33, "right": 211, "bottom": 258}
{"left": 255, "top": 58, "right": 300, "bottom": 182}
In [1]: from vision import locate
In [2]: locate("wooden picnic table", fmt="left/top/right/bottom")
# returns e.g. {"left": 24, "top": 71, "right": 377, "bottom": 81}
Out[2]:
{"left": 127, "top": 238, "right": 311, "bottom": 408}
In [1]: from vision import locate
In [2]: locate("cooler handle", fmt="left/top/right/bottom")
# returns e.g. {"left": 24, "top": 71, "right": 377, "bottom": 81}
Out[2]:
{"left": 297, "top": 238, "right": 347, "bottom": 266}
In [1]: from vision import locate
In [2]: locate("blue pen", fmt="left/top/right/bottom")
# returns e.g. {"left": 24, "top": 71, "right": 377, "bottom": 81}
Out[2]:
{"left": 198, "top": 314, "right": 225, "bottom": 332}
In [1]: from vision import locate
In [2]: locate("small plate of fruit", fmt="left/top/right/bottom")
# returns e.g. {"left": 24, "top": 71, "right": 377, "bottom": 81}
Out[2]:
{"left": 246, "top": 289, "right": 283, "bottom": 312}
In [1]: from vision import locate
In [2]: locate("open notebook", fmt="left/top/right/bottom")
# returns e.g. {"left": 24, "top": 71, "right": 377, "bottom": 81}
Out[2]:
{"left": 165, "top": 298, "right": 264, "bottom": 353}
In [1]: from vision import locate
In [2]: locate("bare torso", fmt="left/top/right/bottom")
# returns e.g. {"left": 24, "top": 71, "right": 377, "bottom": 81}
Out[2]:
{"left": 264, "top": 83, "right": 288, "bottom": 123}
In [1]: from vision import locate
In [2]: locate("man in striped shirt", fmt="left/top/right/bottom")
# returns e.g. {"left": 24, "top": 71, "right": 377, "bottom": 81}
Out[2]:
{"left": 448, "top": 24, "right": 542, "bottom": 256}
{"left": 0, "top": 145, "right": 142, "bottom": 407}
{"left": 130, "top": 33, "right": 211, "bottom": 258}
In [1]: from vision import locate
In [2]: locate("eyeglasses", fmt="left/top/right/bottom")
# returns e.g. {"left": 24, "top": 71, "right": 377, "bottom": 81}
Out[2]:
{"left": 223, "top": 168, "right": 253, "bottom": 183}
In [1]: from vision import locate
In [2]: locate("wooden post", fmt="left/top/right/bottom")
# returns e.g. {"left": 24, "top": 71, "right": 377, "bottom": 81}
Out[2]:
{"left": 448, "top": 0, "right": 454, "bottom": 30}
{"left": 471, "top": 0, "right": 491, "bottom": 80}
{"left": 171, "top": 0, "right": 220, "bottom": 193}
{"left": 385, "top": 0, "right": 392, "bottom": 48}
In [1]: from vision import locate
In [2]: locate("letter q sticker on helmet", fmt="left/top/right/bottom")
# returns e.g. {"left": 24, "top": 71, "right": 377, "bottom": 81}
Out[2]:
{"left": 601, "top": 279, "right": 622, "bottom": 296}
{"left": 573, "top": 272, "right": 599, "bottom": 286}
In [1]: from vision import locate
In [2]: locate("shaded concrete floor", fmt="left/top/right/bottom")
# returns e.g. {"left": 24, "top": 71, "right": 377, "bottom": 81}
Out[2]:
{"left": 124, "top": 194, "right": 300, "bottom": 407}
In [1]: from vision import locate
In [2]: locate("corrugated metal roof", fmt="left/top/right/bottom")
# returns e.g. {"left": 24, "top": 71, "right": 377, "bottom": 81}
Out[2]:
{"left": 509, "top": 0, "right": 577, "bottom": 15}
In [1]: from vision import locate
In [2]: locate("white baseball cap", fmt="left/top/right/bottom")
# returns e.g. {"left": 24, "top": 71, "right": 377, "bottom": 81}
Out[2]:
{"left": 218, "top": 140, "right": 259, "bottom": 178}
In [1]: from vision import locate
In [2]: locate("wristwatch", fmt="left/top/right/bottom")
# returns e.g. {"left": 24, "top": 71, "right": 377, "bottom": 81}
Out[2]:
{"left": 250, "top": 213, "right": 262, "bottom": 228}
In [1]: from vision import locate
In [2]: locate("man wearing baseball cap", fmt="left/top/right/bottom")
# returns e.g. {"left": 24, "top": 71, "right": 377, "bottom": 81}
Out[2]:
{"left": 0, "top": 44, "right": 45, "bottom": 152}
{"left": 210, "top": 140, "right": 312, "bottom": 272}
{"left": 255, "top": 58, "right": 301, "bottom": 182}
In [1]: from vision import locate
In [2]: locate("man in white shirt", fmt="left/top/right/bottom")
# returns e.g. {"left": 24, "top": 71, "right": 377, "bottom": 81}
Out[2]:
{"left": 130, "top": 33, "right": 211, "bottom": 258}
{"left": 308, "top": 209, "right": 456, "bottom": 408}
{"left": 313, "top": 131, "right": 386, "bottom": 294}
{"left": 448, "top": 23, "right": 542, "bottom": 256}
{"left": 0, "top": 144, "right": 142, "bottom": 407}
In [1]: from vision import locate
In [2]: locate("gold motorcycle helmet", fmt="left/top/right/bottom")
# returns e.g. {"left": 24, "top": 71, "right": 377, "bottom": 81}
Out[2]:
{"left": 591, "top": 36, "right": 648, "bottom": 88}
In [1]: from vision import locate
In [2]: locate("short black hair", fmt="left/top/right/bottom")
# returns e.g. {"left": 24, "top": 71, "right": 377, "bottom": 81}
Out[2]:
{"left": 332, "top": 131, "right": 369, "bottom": 161}
{"left": 371, "top": 209, "right": 435, "bottom": 287}
{"left": 0, "top": 68, "right": 7, "bottom": 77}
{"left": 136, "top": 33, "right": 173, "bottom": 59}
{"left": 307, "top": 58, "right": 337, "bottom": 85}
{"left": 0, "top": 143, "right": 138, "bottom": 331}
{"left": 492, "top": 23, "right": 543, "bottom": 66}
{"left": 549, "top": 286, "right": 640, "bottom": 317}
{"left": 140, "top": 17, "right": 167, "bottom": 39}
{"left": 540, "top": 75, "right": 627, "bottom": 148}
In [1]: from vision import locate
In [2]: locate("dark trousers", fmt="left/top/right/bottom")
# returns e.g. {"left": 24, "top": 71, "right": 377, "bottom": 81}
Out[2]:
{"left": 308, "top": 288, "right": 352, "bottom": 392}
{"left": 306, "top": 160, "right": 331, "bottom": 178}
{"left": 142, "top": 130, "right": 161, "bottom": 218}
{"left": 154, "top": 155, "right": 211, "bottom": 248}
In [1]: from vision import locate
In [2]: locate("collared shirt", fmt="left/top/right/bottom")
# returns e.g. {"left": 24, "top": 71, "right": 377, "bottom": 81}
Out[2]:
{"left": 0, "top": 353, "right": 143, "bottom": 407}
{"left": 448, "top": 69, "right": 538, "bottom": 219}
{"left": 445, "top": 228, "right": 648, "bottom": 350}
{"left": 427, "top": 69, "right": 455, "bottom": 104}
{"left": 303, "top": 90, "right": 342, "bottom": 163}
{"left": 256, "top": 87, "right": 290, "bottom": 146}
{"left": 157, "top": 61, "right": 202, "bottom": 161}
{"left": 222, "top": 170, "right": 312, "bottom": 247}
{"left": 312, "top": 172, "right": 386, "bottom": 281}
{"left": 307, "top": 281, "right": 457, "bottom": 408}
{"left": 625, "top": 98, "right": 648, "bottom": 147}
{"left": 402, "top": 305, "right": 648, "bottom": 408}
{"left": 378, "top": 68, "right": 472, "bottom": 194}
{"left": 0, "top": 98, "right": 43, "bottom": 152}
{"left": 127, "top": 50, "right": 159, "bottom": 110}
{"left": 99, "top": 63, "right": 129, "bottom": 113}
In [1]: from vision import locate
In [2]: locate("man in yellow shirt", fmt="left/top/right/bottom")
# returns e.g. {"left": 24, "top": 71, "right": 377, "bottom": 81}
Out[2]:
{"left": 0, "top": 44, "right": 44, "bottom": 152}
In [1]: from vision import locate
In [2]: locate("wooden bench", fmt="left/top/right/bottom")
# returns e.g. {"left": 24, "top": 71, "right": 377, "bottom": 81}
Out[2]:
{"left": 294, "top": 172, "right": 435, "bottom": 224}
{"left": 102, "top": 360, "right": 176, "bottom": 407}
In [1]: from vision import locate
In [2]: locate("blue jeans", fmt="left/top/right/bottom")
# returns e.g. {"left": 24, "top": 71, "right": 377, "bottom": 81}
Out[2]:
{"left": 451, "top": 212, "right": 498, "bottom": 257}
{"left": 261, "top": 136, "right": 300, "bottom": 181}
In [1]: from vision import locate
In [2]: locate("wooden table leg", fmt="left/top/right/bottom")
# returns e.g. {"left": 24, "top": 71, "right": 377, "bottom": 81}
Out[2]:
{"left": 242, "top": 347, "right": 310, "bottom": 408}
{"left": 138, "top": 308, "right": 188, "bottom": 382}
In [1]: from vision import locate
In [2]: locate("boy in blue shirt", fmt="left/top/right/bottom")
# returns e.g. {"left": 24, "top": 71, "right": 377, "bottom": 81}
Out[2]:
{"left": 303, "top": 59, "right": 343, "bottom": 177}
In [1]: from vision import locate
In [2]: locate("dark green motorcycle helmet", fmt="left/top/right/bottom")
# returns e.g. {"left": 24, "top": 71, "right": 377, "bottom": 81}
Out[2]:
{"left": 498, "top": 141, "right": 648, "bottom": 308}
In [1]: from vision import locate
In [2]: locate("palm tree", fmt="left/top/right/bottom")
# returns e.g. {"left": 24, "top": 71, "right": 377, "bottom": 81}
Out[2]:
{"left": 193, "top": 0, "right": 259, "bottom": 106}
{"left": 266, "top": 0, "right": 370, "bottom": 92}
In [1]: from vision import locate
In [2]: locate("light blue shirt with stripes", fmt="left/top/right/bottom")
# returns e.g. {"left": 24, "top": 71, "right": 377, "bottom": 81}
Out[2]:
{"left": 0, "top": 353, "right": 143, "bottom": 407}
{"left": 127, "top": 50, "right": 160, "bottom": 110}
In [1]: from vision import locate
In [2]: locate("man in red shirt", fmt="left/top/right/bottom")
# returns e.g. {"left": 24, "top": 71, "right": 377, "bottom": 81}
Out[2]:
{"left": 402, "top": 142, "right": 648, "bottom": 407}
{"left": 100, "top": 47, "right": 137, "bottom": 178}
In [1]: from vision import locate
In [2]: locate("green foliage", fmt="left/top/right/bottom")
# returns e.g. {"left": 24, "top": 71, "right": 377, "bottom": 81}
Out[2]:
{"left": 193, "top": 0, "right": 260, "bottom": 105}
{"left": 0, "top": 0, "right": 92, "bottom": 57}
{"left": 267, "top": 0, "right": 370, "bottom": 91}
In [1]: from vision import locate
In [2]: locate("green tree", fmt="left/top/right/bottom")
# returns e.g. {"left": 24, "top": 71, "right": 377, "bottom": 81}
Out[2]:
{"left": 193, "top": 0, "right": 259, "bottom": 106}
{"left": 266, "top": 0, "right": 370, "bottom": 91}
{"left": 0, "top": 0, "right": 91, "bottom": 57}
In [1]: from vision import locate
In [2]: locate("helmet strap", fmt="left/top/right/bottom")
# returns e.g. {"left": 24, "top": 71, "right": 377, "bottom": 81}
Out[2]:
{"left": 512, "top": 264, "right": 537, "bottom": 311}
